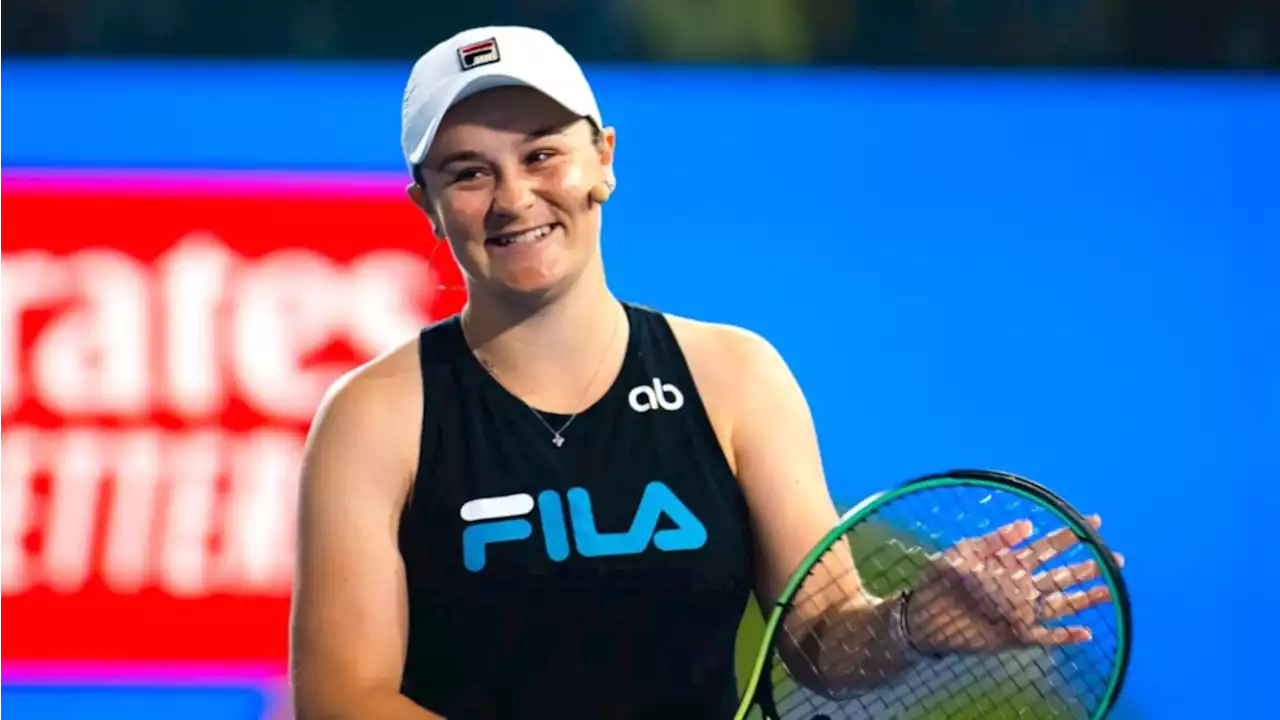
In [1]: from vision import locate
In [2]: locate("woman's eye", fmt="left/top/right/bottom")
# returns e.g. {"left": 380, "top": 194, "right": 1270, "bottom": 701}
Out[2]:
{"left": 527, "top": 149, "right": 555, "bottom": 165}
{"left": 452, "top": 168, "right": 485, "bottom": 183}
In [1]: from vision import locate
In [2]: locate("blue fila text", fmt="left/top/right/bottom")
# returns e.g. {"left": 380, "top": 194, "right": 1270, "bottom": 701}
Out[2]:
{"left": 460, "top": 482, "right": 707, "bottom": 572}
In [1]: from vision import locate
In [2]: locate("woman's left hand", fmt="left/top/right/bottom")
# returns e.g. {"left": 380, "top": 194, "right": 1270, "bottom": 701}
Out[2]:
{"left": 905, "top": 515, "right": 1123, "bottom": 655}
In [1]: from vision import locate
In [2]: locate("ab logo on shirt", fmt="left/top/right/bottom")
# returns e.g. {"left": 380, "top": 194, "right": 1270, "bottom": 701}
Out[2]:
{"left": 628, "top": 378, "right": 684, "bottom": 413}
{"left": 460, "top": 482, "right": 707, "bottom": 572}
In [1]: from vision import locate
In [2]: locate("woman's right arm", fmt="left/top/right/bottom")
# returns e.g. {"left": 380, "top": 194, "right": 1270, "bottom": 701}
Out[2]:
{"left": 289, "top": 352, "right": 444, "bottom": 720}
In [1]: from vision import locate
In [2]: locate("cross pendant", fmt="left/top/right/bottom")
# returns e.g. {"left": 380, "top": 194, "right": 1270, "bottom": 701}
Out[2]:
{"left": 552, "top": 435, "right": 565, "bottom": 447}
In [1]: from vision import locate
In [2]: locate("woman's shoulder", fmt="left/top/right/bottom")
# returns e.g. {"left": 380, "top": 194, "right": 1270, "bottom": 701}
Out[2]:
{"left": 322, "top": 333, "right": 424, "bottom": 410}
{"left": 659, "top": 311, "right": 786, "bottom": 372}
{"left": 306, "top": 332, "right": 424, "bottom": 462}
{"left": 657, "top": 311, "right": 812, "bottom": 477}
{"left": 658, "top": 311, "right": 803, "bottom": 421}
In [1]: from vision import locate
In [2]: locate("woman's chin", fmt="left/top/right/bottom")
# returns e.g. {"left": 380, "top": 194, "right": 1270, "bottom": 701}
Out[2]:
{"left": 487, "top": 268, "right": 569, "bottom": 302}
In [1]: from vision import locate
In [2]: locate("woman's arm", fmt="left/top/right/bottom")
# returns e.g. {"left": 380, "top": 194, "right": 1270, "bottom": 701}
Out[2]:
{"left": 289, "top": 350, "right": 447, "bottom": 720}
{"left": 712, "top": 325, "right": 918, "bottom": 692}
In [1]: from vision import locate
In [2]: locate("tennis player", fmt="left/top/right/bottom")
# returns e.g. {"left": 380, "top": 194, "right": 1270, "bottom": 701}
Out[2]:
{"left": 289, "top": 25, "right": 1114, "bottom": 719}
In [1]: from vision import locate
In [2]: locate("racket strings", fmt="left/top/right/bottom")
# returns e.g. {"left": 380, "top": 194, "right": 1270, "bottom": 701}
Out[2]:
{"left": 764, "top": 486, "right": 1122, "bottom": 719}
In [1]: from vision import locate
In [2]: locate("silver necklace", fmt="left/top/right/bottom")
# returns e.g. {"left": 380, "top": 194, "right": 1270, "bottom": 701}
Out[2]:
{"left": 475, "top": 308, "right": 623, "bottom": 448}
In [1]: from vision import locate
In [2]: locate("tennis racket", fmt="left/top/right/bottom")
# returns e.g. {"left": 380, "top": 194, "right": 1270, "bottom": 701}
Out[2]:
{"left": 735, "top": 469, "right": 1132, "bottom": 720}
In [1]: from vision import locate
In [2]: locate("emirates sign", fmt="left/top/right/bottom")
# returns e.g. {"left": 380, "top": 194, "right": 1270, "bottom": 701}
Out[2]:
{"left": 1, "top": 173, "right": 464, "bottom": 663}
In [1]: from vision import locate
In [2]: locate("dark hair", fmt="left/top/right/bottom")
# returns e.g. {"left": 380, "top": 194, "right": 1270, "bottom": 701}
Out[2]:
{"left": 411, "top": 115, "right": 603, "bottom": 189}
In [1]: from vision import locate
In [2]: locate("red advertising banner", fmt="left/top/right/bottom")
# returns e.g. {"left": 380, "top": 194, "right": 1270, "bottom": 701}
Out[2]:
{"left": 1, "top": 171, "right": 464, "bottom": 664}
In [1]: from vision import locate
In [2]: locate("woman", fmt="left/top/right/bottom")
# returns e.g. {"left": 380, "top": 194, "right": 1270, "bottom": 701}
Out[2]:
{"left": 289, "top": 25, "right": 1111, "bottom": 719}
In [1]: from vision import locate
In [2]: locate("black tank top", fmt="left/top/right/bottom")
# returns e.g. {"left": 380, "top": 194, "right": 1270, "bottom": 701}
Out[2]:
{"left": 398, "top": 302, "right": 755, "bottom": 719}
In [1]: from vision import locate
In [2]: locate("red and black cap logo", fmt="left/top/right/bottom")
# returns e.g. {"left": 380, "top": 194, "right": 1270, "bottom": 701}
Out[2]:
{"left": 457, "top": 38, "right": 500, "bottom": 71}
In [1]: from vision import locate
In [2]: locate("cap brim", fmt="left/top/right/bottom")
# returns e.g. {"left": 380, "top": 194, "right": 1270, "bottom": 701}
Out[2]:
{"left": 408, "top": 72, "right": 595, "bottom": 166}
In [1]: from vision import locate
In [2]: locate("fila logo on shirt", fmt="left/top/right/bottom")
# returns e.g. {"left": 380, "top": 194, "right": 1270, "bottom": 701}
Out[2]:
{"left": 628, "top": 378, "right": 684, "bottom": 413}
{"left": 459, "top": 482, "right": 708, "bottom": 573}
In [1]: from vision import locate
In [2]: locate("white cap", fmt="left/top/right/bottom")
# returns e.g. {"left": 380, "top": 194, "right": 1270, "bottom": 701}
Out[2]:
{"left": 400, "top": 26, "right": 602, "bottom": 170}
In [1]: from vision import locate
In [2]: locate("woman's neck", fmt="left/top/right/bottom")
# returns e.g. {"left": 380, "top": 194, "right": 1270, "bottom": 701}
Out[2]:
{"left": 459, "top": 271, "right": 628, "bottom": 409}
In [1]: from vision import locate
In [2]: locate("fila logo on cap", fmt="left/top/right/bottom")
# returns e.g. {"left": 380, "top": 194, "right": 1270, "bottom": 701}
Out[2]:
{"left": 457, "top": 38, "right": 500, "bottom": 71}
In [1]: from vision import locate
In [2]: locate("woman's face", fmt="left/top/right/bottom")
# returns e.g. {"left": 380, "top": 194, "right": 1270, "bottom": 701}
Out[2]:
{"left": 415, "top": 86, "right": 615, "bottom": 300}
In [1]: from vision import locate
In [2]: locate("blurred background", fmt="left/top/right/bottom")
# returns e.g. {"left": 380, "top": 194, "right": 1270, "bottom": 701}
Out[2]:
{"left": 6, "top": 0, "right": 1280, "bottom": 65}
{"left": 3, "top": 1, "right": 1278, "bottom": 719}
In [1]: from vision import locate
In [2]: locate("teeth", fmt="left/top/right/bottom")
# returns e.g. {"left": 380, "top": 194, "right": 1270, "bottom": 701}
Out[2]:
{"left": 494, "top": 225, "right": 553, "bottom": 246}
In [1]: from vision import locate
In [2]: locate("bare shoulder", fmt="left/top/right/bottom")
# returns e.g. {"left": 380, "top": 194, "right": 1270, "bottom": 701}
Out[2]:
{"left": 322, "top": 332, "right": 423, "bottom": 407}
{"left": 304, "top": 333, "right": 424, "bottom": 499}
{"left": 663, "top": 314, "right": 802, "bottom": 473}
{"left": 663, "top": 313, "right": 794, "bottom": 388}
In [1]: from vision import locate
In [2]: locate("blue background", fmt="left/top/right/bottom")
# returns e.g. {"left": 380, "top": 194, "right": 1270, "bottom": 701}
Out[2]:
{"left": 5, "top": 61, "right": 1278, "bottom": 718}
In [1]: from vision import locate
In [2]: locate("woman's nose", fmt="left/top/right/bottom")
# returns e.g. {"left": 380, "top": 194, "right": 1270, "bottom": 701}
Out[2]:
{"left": 490, "top": 172, "right": 537, "bottom": 216}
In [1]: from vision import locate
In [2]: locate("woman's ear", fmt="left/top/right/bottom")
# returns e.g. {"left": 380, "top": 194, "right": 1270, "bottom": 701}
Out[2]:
{"left": 591, "top": 126, "right": 618, "bottom": 204}
{"left": 406, "top": 182, "right": 426, "bottom": 208}
{"left": 406, "top": 183, "right": 445, "bottom": 237}
{"left": 596, "top": 125, "right": 617, "bottom": 169}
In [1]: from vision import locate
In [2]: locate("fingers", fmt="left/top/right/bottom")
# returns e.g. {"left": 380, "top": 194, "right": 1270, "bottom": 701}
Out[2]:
{"left": 950, "top": 520, "right": 1034, "bottom": 562}
{"left": 1033, "top": 560, "right": 1097, "bottom": 593}
{"left": 1029, "top": 625, "right": 1093, "bottom": 645}
{"left": 1039, "top": 584, "right": 1112, "bottom": 621}
{"left": 1007, "top": 514, "right": 1101, "bottom": 569}
{"left": 1032, "top": 552, "right": 1125, "bottom": 593}
{"left": 1022, "top": 583, "right": 1112, "bottom": 647}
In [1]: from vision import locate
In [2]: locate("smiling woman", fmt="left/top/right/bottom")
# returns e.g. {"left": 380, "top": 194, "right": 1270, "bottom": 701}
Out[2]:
{"left": 287, "top": 24, "right": 1061, "bottom": 720}
{"left": 411, "top": 85, "right": 614, "bottom": 302}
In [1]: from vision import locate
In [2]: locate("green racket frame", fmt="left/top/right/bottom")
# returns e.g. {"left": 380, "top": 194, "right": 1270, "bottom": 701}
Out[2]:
{"left": 734, "top": 469, "right": 1133, "bottom": 720}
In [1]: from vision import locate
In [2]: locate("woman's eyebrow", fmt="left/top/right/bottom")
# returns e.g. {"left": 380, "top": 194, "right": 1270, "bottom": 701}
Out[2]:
{"left": 431, "top": 124, "right": 571, "bottom": 170}
{"left": 433, "top": 150, "right": 486, "bottom": 170}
